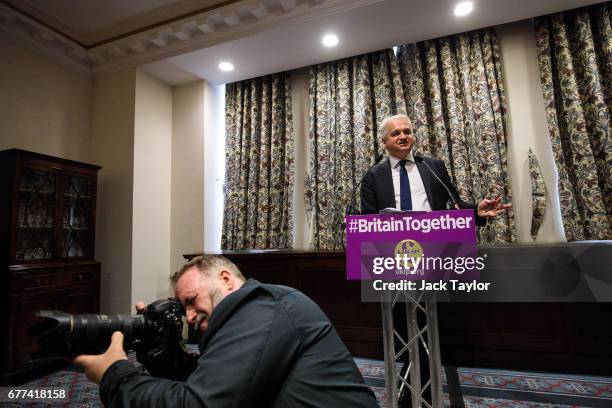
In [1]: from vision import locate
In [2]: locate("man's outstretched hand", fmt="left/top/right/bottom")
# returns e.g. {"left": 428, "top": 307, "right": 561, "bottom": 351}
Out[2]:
{"left": 73, "top": 331, "right": 128, "bottom": 385}
{"left": 477, "top": 195, "right": 512, "bottom": 218}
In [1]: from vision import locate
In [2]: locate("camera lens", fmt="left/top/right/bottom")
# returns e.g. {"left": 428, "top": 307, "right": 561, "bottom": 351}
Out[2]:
{"left": 28, "top": 311, "right": 148, "bottom": 356}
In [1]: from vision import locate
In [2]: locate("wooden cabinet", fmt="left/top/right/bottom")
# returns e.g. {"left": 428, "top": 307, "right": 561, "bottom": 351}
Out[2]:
{"left": 0, "top": 149, "right": 101, "bottom": 381}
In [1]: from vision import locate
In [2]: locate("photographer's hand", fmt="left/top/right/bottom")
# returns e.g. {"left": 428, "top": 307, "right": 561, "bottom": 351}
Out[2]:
{"left": 73, "top": 331, "right": 128, "bottom": 384}
{"left": 135, "top": 301, "right": 146, "bottom": 313}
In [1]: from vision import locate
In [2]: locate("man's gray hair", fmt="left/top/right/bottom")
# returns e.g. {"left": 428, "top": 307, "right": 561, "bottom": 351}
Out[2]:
{"left": 171, "top": 255, "right": 246, "bottom": 287}
{"left": 380, "top": 114, "right": 412, "bottom": 143}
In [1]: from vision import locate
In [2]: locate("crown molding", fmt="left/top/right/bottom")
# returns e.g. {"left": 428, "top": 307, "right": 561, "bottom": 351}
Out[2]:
{"left": 0, "top": 0, "right": 382, "bottom": 78}
{"left": 0, "top": 2, "right": 90, "bottom": 74}
{"left": 2, "top": 0, "right": 234, "bottom": 47}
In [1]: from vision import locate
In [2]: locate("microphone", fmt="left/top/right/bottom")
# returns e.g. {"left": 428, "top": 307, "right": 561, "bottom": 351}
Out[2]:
{"left": 345, "top": 153, "right": 385, "bottom": 215}
{"left": 414, "top": 155, "right": 459, "bottom": 209}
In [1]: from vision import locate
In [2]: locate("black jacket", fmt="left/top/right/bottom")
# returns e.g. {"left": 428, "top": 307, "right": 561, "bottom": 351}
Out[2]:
{"left": 100, "top": 279, "right": 379, "bottom": 407}
{"left": 360, "top": 155, "right": 485, "bottom": 226}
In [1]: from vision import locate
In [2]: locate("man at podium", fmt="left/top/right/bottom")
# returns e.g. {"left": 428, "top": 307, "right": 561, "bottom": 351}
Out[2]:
{"left": 359, "top": 114, "right": 510, "bottom": 407}
{"left": 360, "top": 114, "right": 510, "bottom": 219}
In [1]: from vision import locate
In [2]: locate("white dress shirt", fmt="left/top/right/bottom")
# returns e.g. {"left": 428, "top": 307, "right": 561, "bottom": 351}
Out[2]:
{"left": 389, "top": 152, "right": 432, "bottom": 212}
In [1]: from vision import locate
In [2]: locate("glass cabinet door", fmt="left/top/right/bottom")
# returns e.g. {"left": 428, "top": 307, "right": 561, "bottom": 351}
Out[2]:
{"left": 16, "top": 167, "right": 56, "bottom": 261}
{"left": 61, "top": 175, "right": 94, "bottom": 259}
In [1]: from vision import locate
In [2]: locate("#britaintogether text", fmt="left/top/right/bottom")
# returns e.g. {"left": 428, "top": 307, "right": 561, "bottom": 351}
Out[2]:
{"left": 348, "top": 214, "right": 473, "bottom": 234}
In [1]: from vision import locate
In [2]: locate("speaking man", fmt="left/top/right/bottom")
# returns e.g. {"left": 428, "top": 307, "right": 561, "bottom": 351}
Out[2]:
{"left": 360, "top": 114, "right": 510, "bottom": 219}
{"left": 360, "top": 114, "right": 510, "bottom": 407}
{"left": 74, "top": 255, "right": 379, "bottom": 407}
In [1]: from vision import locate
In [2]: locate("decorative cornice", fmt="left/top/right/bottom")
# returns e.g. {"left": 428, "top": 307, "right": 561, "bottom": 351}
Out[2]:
{"left": 0, "top": 2, "right": 90, "bottom": 74}
{"left": 0, "top": 0, "right": 382, "bottom": 77}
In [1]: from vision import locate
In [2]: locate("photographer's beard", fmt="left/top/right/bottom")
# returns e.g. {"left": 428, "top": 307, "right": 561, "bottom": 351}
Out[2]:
{"left": 195, "top": 312, "right": 209, "bottom": 333}
{"left": 195, "top": 281, "right": 226, "bottom": 333}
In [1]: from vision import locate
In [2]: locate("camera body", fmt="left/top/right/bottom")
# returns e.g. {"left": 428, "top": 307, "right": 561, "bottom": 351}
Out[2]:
{"left": 28, "top": 298, "right": 197, "bottom": 381}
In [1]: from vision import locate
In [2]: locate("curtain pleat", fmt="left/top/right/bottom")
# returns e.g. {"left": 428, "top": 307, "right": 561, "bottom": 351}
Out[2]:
{"left": 222, "top": 73, "right": 294, "bottom": 249}
{"left": 306, "top": 50, "right": 406, "bottom": 250}
{"left": 397, "top": 28, "right": 516, "bottom": 243}
{"left": 534, "top": 3, "right": 612, "bottom": 240}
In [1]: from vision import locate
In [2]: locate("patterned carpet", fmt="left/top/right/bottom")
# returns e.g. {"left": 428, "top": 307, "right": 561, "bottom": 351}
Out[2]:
{"left": 9, "top": 356, "right": 612, "bottom": 407}
{"left": 356, "top": 357, "right": 612, "bottom": 408}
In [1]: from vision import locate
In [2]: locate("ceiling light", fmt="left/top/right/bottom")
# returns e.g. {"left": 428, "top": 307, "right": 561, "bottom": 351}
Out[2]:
{"left": 454, "top": 1, "right": 473, "bottom": 17}
{"left": 322, "top": 34, "right": 339, "bottom": 47}
{"left": 218, "top": 62, "right": 234, "bottom": 72}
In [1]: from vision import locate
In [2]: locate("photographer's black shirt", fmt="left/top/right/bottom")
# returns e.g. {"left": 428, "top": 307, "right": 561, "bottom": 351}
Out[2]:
{"left": 100, "top": 279, "right": 379, "bottom": 407}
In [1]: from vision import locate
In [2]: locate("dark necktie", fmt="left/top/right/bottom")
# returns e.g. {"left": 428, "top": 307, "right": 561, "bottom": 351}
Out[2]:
{"left": 399, "top": 160, "right": 412, "bottom": 211}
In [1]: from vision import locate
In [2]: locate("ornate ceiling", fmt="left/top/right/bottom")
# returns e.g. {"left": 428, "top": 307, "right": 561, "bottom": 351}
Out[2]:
{"left": 0, "top": 0, "right": 377, "bottom": 75}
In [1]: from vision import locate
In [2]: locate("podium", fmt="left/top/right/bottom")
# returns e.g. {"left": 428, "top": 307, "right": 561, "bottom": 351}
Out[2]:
{"left": 381, "top": 290, "right": 444, "bottom": 408}
{"left": 346, "top": 209, "right": 478, "bottom": 408}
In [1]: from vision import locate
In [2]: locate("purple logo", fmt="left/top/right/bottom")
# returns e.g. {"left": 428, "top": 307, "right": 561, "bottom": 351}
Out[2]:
{"left": 346, "top": 210, "right": 480, "bottom": 281}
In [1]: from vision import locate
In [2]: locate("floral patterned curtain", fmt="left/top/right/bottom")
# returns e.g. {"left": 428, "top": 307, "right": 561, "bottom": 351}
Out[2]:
{"left": 397, "top": 28, "right": 516, "bottom": 244}
{"left": 305, "top": 50, "right": 406, "bottom": 250}
{"left": 534, "top": 3, "right": 611, "bottom": 241}
{"left": 222, "top": 73, "right": 294, "bottom": 249}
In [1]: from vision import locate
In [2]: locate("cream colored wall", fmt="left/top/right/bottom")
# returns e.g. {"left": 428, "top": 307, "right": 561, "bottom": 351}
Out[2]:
{"left": 291, "top": 69, "right": 313, "bottom": 249}
{"left": 171, "top": 81, "right": 205, "bottom": 274}
{"left": 203, "top": 82, "right": 225, "bottom": 252}
{"left": 94, "top": 72, "right": 203, "bottom": 312}
{"left": 133, "top": 69, "right": 173, "bottom": 304}
{"left": 497, "top": 20, "right": 565, "bottom": 242}
{"left": 90, "top": 69, "right": 136, "bottom": 315}
{"left": 0, "top": 34, "right": 91, "bottom": 161}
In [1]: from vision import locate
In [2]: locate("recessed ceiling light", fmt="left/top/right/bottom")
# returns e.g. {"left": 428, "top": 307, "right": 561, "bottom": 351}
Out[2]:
{"left": 322, "top": 34, "right": 339, "bottom": 47}
{"left": 218, "top": 62, "right": 234, "bottom": 72}
{"left": 454, "top": 1, "right": 473, "bottom": 17}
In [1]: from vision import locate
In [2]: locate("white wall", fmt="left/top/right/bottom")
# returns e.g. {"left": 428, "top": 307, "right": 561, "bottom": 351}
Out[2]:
{"left": 90, "top": 69, "right": 136, "bottom": 315}
{"left": 291, "top": 69, "right": 313, "bottom": 249}
{"left": 0, "top": 34, "right": 91, "bottom": 161}
{"left": 497, "top": 20, "right": 565, "bottom": 242}
{"left": 133, "top": 69, "right": 173, "bottom": 304}
{"left": 94, "top": 72, "right": 208, "bottom": 311}
{"left": 171, "top": 81, "right": 205, "bottom": 274}
{"left": 203, "top": 82, "right": 225, "bottom": 252}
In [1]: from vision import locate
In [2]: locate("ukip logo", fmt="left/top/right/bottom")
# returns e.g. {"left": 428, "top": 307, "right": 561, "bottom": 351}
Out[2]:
{"left": 393, "top": 239, "right": 424, "bottom": 275}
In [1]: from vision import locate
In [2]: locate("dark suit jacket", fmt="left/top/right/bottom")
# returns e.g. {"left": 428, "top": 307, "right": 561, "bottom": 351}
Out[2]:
{"left": 360, "top": 154, "right": 486, "bottom": 226}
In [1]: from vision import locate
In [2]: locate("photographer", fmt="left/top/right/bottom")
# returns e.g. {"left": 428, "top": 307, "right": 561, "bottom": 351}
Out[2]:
{"left": 74, "top": 255, "right": 379, "bottom": 407}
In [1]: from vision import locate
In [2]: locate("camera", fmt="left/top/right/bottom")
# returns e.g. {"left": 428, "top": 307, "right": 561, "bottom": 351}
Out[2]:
{"left": 28, "top": 298, "right": 197, "bottom": 381}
